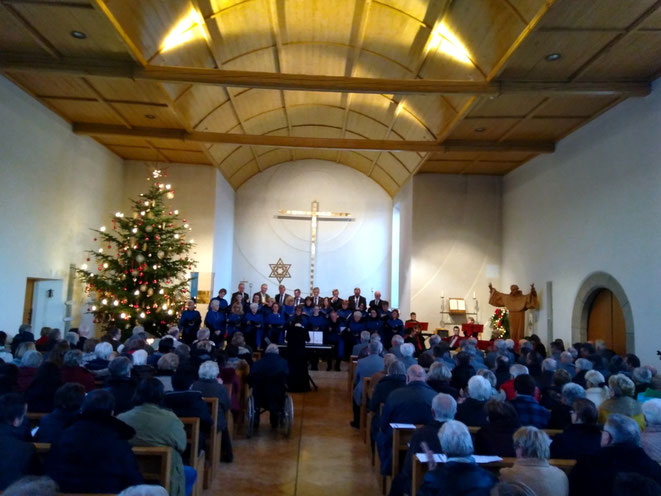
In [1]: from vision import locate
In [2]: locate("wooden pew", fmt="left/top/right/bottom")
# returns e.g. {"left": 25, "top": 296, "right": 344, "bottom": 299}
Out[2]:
{"left": 26, "top": 412, "right": 45, "bottom": 430}
{"left": 360, "top": 376, "right": 371, "bottom": 443}
{"left": 201, "top": 397, "right": 220, "bottom": 489}
{"left": 32, "top": 443, "right": 172, "bottom": 493}
{"left": 179, "top": 417, "right": 206, "bottom": 496}
{"left": 412, "top": 456, "right": 576, "bottom": 495}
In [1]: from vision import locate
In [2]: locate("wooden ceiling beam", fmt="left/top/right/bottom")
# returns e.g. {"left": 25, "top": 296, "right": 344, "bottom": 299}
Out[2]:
{"left": 0, "top": 56, "right": 651, "bottom": 97}
{"left": 72, "top": 123, "right": 555, "bottom": 154}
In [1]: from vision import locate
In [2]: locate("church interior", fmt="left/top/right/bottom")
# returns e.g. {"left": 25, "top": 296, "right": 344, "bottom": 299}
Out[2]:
{"left": 0, "top": 0, "right": 660, "bottom": 495}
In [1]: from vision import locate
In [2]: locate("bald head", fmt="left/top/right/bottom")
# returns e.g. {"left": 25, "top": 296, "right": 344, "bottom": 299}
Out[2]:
{"left": 407, "top": 364, "right": 426, "bottom": 383}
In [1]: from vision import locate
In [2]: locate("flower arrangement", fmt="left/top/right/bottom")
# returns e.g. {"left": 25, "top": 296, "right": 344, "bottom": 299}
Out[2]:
{"left": 489, "top": 307, "right": 510, "bottom": 339}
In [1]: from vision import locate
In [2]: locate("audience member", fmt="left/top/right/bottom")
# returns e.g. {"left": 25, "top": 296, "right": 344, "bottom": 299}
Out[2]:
{"left": 417, "top": 420, "right": 497, "bottom": 496}
{"left": 501, "top": 364, "right": 540, "bottom": 402}
{"left": 584, "top": 369, "right": 608, "bottom": 408}
{"left": 509, "top": 374, "right": 550, "bottom": 428}
{"left": 426, "top": 361, "right": 459, "bottom": 399}
{"left": 538, "top": 358, "right": 557, "bottom": 389}
{"left": 3, "top": 476, "right": 58, "bottom": 496}
{"left": 24, "top": 361, "right": 63, "bottom": 413}
{"left": 640, "top": 399, "right": 661, "bottom": 462}
{"left": 35, "top": 383, "right": 85, "bottom": 443}
{"left": 550, "top": 398, "right": 601, "bottom": 459}
{"left": 558, "top": 351, "right": 575, "bottom": 378}
{"left": 105, "top": 356, "right": 138, "bottom": 415}
{"left": 389, "top": 335, "right": 405, "bottom": 359}
{"left": 494, "top": 356, "right": 511, "bottom": 389}
{"left": 61, "top": 350, "right": 96, "bottom": 392}
{"left": 633, "top": 367, "right": 653, "bottom": 395}
{"left": 569, "top": 414, "right": 661, "bottom": 496}
{"left": 86, "top": 341, "right": 114, "bottom": 378}
{"left": 598, "top": 374, "right": 645, "bottom": 430}
{"left": 155, "top": 352, "right": 179, "bottom": 392}
{"left": 450, "top": 351, "right": 476, "bottom": 392}
{"left": 131, "top": 349, "right": 156, "bottom": 380}
{"left": 164, "top": 373, "right": 214, "bottom": 451}
{"left": 572, "top": 358, "right": 592, "bottom": 388}
{"left": 456, "top": 375, "right": 491, "bottom": 427}
{"left": 500, "top": 426, "right": 568, "bottom": 496}
{"left": 11, "top": 325, "right": 34, "bottom": 355}
{"left": 612, "top": 472, "right": 661, "bottom": 496}
{"left": 474, "top": 399, "right": 520, "bottom": 457}
{"left": 17, "top": 350, "right": 42, "bottom": 392}
{"left": 549, "top": 382, "right": 585, "bottom": 429}
{"left": 46, "top": 389, "right": 143, "bottom": 493}
{"left": 0, "top": 393, "right": 38, "bottom": 490}
{"left": 351, "top": 341, "right": 384, "bottom": 428}
{"left": 248, "top": 344, "right": 289, "bottom": 430}
{"left": 399, "top": 343, "right": 417, "bottom": 369}
{"left": 541, "top": 369, "right": 571, "bottom": 410}
{"left": 0, "top": 362, "right": 19, "bottom": 394}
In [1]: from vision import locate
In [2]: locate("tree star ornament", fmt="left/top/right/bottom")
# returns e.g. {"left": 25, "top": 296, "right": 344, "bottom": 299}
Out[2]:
{"left": 269, "top": 258, "right": 292, "bottom": 284}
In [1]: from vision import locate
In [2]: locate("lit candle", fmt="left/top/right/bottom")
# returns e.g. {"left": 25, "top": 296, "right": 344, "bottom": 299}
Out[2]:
{"left": 473, "top": 291, "right": 476, "bottom": 299}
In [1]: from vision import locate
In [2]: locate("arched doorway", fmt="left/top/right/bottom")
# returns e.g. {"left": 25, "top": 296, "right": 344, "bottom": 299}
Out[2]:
{"left": 587, "top": 289, "right": 626, "bottom": 355}
{"left": 571, "top": 272, "right": 634, "bottom": 353}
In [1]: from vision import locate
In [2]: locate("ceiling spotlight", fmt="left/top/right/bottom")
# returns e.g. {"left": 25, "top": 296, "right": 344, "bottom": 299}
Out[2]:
{"left": 474, "top": 127, "right": 486, "bottom": 133}
{"left": 71, "top": 30, "right": 87, "bottom": 39}
{"left": 545, "top": 52, "right": 561, "bottom": 62}
{"left": 145, "top": 114, "right": 156, "bottom": 120}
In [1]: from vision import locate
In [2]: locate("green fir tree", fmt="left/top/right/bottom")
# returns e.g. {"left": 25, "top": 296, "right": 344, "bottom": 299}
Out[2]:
{"left": 77, "top": 170, "right": 196, "bottom": 336}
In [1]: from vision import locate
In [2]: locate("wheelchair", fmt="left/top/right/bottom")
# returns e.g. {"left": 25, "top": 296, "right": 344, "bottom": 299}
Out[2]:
{"left": 245, "top": 373, "right": 294, "bottom": 438}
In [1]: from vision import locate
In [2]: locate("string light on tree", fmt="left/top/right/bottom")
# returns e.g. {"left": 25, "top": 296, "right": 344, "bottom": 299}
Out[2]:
{"left": 76, "top": 172, "right": 197, "bottom": 337}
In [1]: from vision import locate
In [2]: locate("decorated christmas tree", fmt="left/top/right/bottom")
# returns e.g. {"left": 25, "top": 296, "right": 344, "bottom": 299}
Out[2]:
{"left": 77, "top": 170, "right": 196, "bottom": 337}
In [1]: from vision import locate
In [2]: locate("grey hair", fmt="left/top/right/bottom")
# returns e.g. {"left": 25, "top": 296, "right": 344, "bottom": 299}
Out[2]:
{"left": 265, "top": 343, "right": 279, "bottom": 354}
{"left": 95, "top": 342, "right": 113, "bottom": 360}
{"left": 512, "top": 426, "right": 551, "bottom": 459}
{"left": 575, "top": 358, "right": 593, "bottom": 371}
{"left": 210, "top": 299, "right": 220, "bottom": 311}
{"left": 370, "top": 333, "right": 381, "bottom": 343}
{"left": 132, "top": 349, "right": 148, "bottom": 366}
{"left": 642, "top": 399, "right": 661, "bottom": 426}
{"left": 467, "top": 375, "right": 492, "bottom": 401}
{"left": 494, "top": 339, "right": 507, "bottom": 351}
{"left": 64, "top": 332, "right": 79, "bottom": 347}
{"left": 63, "top": 350, "right": 83, "bottom": 367}
{"left": 432, "top": 393, "right": 457, "bottom": 422}
{"left": 391, "top": 335, "right": 404, "bottom": 346}
{"left": 476, "top": 369, "right": 497, "bottom": 389}
{"left": 368, "top": 340, "right": 383, "bottom": 355}
{"left": 609, "top": 374, "right": 635, "bottom": 398}
{"left": 400, "top": 343, "right": 415, "bottom": 357}
{"left": 249, "top": 302, "right": 259, "bottom": 312}
{"left": 388, "top": 360, "right": 406, "bottom": 376}
{"left": 407, "top": 364, "right": 426, "bottom": 382}
{"left": 569, "top": 348, "right": 578, "bottom": 359}
{"left": 3, "top": 475, "right": 59, "bottom": 496}
{"left": 20, "top": 350, "right": 43, "bottom": 368}
{"left": 429, "top": 335, "right": 441, "bottom": 347}
{"left": 428, "top": 362, "right": 452, "bottom": 381}
{"left": 354, "top": 311, "right": 363, "bottom": 320}
{"left": 561, "top": 382, "right": 586, "bottom": 405}
{"left": 360, "top": 331, "right": 371, "bottom": 343}
{"left": 132, "top": 326, "right": 145, "bottom": 336}
{"left": 604, "top": 413, "right": 640, "bottom": 445}
{"left": 438, "top": 420, "right": 473, "bottom": 457}
{"left": 167, "top": 327, "right": 180, "bottom": 338}
{"left": 541, "top": 358, "right": 557, "bottom": 372}
{"left": 382, "top": 353, "right": 398, "bottom": 370}
{"left": 585, "top": 370, "right": 605, "bottom": 388}
{"left": 510, "top": 364, "right": 529, "bottom": 378}
{"left": 109, "top": 356, "right": 132, "bottom": 378}
{"left": 560, "top": 351, "right": 573, "bottom": 363}
{"left": 198, "top": 360, "right": 220, "bottom": 380}
{"left": 157, "top": 353, "right": 179, "bottom": 371}
{"left": 505, "top": 339, "right": 515, "bottom": 349}
{"left": 118, "top": 484, "right": 168, "bottom": 496}
{"left": 197, "top": 328, "right": 210, "bottom": 341}
{"left": 633, "top": 367, "right": 652, "bottom": 384}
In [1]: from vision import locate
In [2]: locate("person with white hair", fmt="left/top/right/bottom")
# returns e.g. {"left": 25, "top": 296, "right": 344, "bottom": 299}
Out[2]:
{"left": 426, "top": 361, "right": 459, "bottom": 399}
{"left": 641, "top": 399, "right": 661, "bottom": 462}
{"left": 549, "top": 382, "right": 586, "bottom": 429}
{"left": 569, "top": 413, "right": 661, "bottom": 495}
{"left": 352, "top": 330, "right": 371, "bottom": 357}
{"left": 391, "top": 393, "right": 457, "bottom": 496}
{"left": 64, "top": 332, "right": 79, "bottom": 349}
{"left": 572, "top": 358, "right": 593, "bottom": 388}
{"left": 191, "top": 361, "right": 233, "bottom": 462}
{"left": 85, "top": 341, "right": 114, "bottom": 378}
{"left": 558, "top": 351, "right": 576, "bottom": 378}
{"left": 130, "top": 349, "right": 155, "bottom": 381}
{"left": 244, "top": 302, "right": 264, "bottom": 349}
{"left": 632, "top": 367, "right": 653, "bottom": 396}
{"left": 248, "top": 343, "right": 290, "bottom": 430}
{"left": 500, "top": 426, "right": 568, "bottom": 496}
{"left": 501, "top": 364, "right": 540, "bottom": 402}
{"left": 539, "top": 358, "right": 557, "bottom": 389}
{"left": 598, "top": 374, "right": 645, "bottom": 430}
{"left": 351, "top": 340, "right": 384, "bottom": 428}
{"left": 377, "top": 365, "right": 436, "bottom": 475}
{"left": 584, "top": 370, "right": 609, "bottom": 408}
{"left": 456, "top": 375, "right": 492, "bottom": 427}
{"left": 399, "top": 342, "right": 417, "bottom": 369}
{"left": 204, "top": 299, "right": 226, "bottom": 347}
{"left": 166, "top": 327, "right": 182, "bottom": 348}
{"left": 417, "top": 420, "right": 498, "bottom": 496}
{"left": 390, "top": 334, "right": 405, "bottom": 359}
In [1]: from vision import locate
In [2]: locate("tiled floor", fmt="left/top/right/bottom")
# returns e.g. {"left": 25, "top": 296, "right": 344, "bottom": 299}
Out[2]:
{"left": 210, "top": 368, "right": 381, "bottom": 495}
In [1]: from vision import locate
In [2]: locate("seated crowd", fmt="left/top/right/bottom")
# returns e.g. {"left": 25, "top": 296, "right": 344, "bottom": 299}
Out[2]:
{"left": 0, "top": 323, "right": 238, "bottom": 495}
{"left": 355, "top": 331, "right": 661, "bottom": 496}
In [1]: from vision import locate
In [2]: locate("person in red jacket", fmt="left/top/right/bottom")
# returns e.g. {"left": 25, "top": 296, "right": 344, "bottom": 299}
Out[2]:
{"left": 500, "top": 363, "right": 540, "bottom": 402}
{"left": 61, "top": 350, "right": 96, "bottom": 392}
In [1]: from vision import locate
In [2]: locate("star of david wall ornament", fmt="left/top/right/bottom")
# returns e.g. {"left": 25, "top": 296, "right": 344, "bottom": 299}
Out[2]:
{"left": 269, "top": 258, "right": 292, "bottom": 283}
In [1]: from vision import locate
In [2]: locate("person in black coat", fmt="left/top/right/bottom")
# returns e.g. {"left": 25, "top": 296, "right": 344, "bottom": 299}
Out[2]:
{"left": 450, "top": 352, "right": 476, "bottom": 392}
{"left": 0, "top": 362, "right": 19, "bottom": 395}
{"left": 104, "top": 357, "right": 138, "bottom": 415}
{"left": 46, "top": 390, "right": 143, "bottom": 493}
{"left": 35, "top": 383, "right": 85, "bottom": 443}
{"left": 569, "top": 413, "right": 661, "bottom": 496}
{"left": 24, "top": 361, "right": 63, "bottom": 413}
{"left": 426, "top": 362, "right": 459, "bottom": 399}
{"left": 285, "top": 310, "right": 311, "bottom": 393}
{"left": 549, "top": 382, "right": 586, "bottom": 430}
{"left": 0, "top": 394, "right": 40, "bottom": 490}
{"left": 369, "top": 360, "right": 407, "bottom": 447}
{"left": 249, "top": 344, "right": 290, "bottom": 428}
{"left": 390, "top": 393, "right": 457, "bottom": 496}
{"left": 347, "top": 288, "right": 367, "bottom": 310}
{"left": 550, "top": 398, "right": 602, "bottom": 460}
{"left": 474, "top": 399, "right": 520, "bottom": 457}
{"left": 456, "top": 376, "right": 491, "bottom": 427}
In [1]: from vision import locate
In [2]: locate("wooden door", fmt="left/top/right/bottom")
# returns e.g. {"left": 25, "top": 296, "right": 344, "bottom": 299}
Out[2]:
{"left": 587, "top": 289, "right": 626, "bottom": 355}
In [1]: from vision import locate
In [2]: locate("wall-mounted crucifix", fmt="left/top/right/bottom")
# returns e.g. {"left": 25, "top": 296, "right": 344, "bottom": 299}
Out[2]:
{"left": 276, "top": 200, "right": 354, "bottom": 294}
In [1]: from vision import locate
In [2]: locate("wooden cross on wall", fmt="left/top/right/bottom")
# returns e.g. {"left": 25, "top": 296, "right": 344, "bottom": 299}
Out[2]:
{"left": 277, "top": 200, "right": 354, "bottom": 293}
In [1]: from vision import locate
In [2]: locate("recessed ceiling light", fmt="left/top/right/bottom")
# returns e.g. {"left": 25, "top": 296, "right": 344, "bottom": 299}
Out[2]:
{"left": 145, "top": 114, "right": 156, "bottom": 120}
{"left": 474, "top": 127, "right": 486, "bottom": 133}
{"left": 70, "top": 31, "right": 87, "bottom": 40}
{"left": 545, "top": 53, "right": 561, "bottom": 62}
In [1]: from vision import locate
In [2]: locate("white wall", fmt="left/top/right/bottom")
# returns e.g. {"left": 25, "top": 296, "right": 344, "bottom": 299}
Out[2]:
{"left": 0, "top": 76, "right": 125, "bottom": 335}
{"left": 502, "top": 80, "right": 661, "bottom": 365}
{"left": 409, "top": 175, "right": 503, "bottom": 334}
{"left": 212, "top": 169, "right": 235, "bottom": 293}
{"left": 233, "top": 160, "right": 392, "bottom": 299}
{"left": 395, "top": 180, "right": 413, "bottom": 318}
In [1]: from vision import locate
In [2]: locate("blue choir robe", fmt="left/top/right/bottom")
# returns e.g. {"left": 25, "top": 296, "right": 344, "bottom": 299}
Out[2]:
{"left": 204, "top": 310, "right": 226, "bottom": 342}
{"left": 326, "top": 317, "right": 346, "bottom": 358}
{"left": 308, "top": 314, "right": 328, "bottom": 333}
{"left": 208, "top": 296, "right": 229, "bottom": 312}
{"left": 384, "top": 317, "right": 404, "bottom": 344}
{"left": 282, "top": 304, "right": 295, "bottom": 319}
{"left": 302, "top": 304, "right": 315, "bottom": 317}
{"left": 226, "top": 312, "right": 244, "bottom": 336}
{"left": 265, "top": 311, "right": 287, "bottom": 344}
{"left": 347, "top": 319, "right": 367, "bottom": 342}
{"left": 337, "top": 308, "right": 352, "bottom": 322}
{"left": 366, "top": 317, "right": 384, "bottom": 335}
{"left": 244, "top": 312, "right": 264, "bottom": 347}
{"left": 179, "top": 309, "right": 201, "bottom": 344}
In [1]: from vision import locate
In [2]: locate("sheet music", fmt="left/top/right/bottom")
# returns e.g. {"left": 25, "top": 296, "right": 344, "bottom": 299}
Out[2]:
{"left": 415, "top": 453, "right": 503, "bottom": 463}
{"left": 309, "top": 331, "right": 323, "bottom": 344}
{"left": 390, "top": 423, "right": 417, "bottom": 429}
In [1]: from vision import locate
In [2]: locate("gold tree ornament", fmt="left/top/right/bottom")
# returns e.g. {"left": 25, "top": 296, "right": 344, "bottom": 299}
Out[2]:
{"left": 269, "top": 258, "right": 292, "bottom": 283}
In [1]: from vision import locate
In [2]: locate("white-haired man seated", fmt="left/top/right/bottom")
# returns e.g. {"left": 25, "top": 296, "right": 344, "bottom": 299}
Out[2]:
{"left": 569, "top": 413, "right": 661, "bottom": 495}
{"left": 248, "top": 344, "right": 289, "bottom": 430}
{"left": 417, "top": 420, "right": 498, "bottom": 496}
{"left": 641, "top": 399, "right": 661, "bottom": 462}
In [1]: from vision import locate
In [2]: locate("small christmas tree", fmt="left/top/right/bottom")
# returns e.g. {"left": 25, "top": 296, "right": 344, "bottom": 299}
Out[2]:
{"left": 77, "top": 170, "right": 196, "bottom": 337}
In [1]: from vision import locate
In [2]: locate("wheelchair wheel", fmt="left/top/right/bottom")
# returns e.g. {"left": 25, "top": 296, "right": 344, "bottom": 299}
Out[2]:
{"left": 245, "top": 394, "right": 255, "bottom": 438}
{"left": 280, "top": 394, "right": 294, "bottom": 438}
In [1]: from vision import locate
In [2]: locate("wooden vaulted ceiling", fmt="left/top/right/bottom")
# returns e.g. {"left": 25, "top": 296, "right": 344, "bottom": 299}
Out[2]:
{"left": 1, "top": 0, "right": 660, "bottom": 196}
